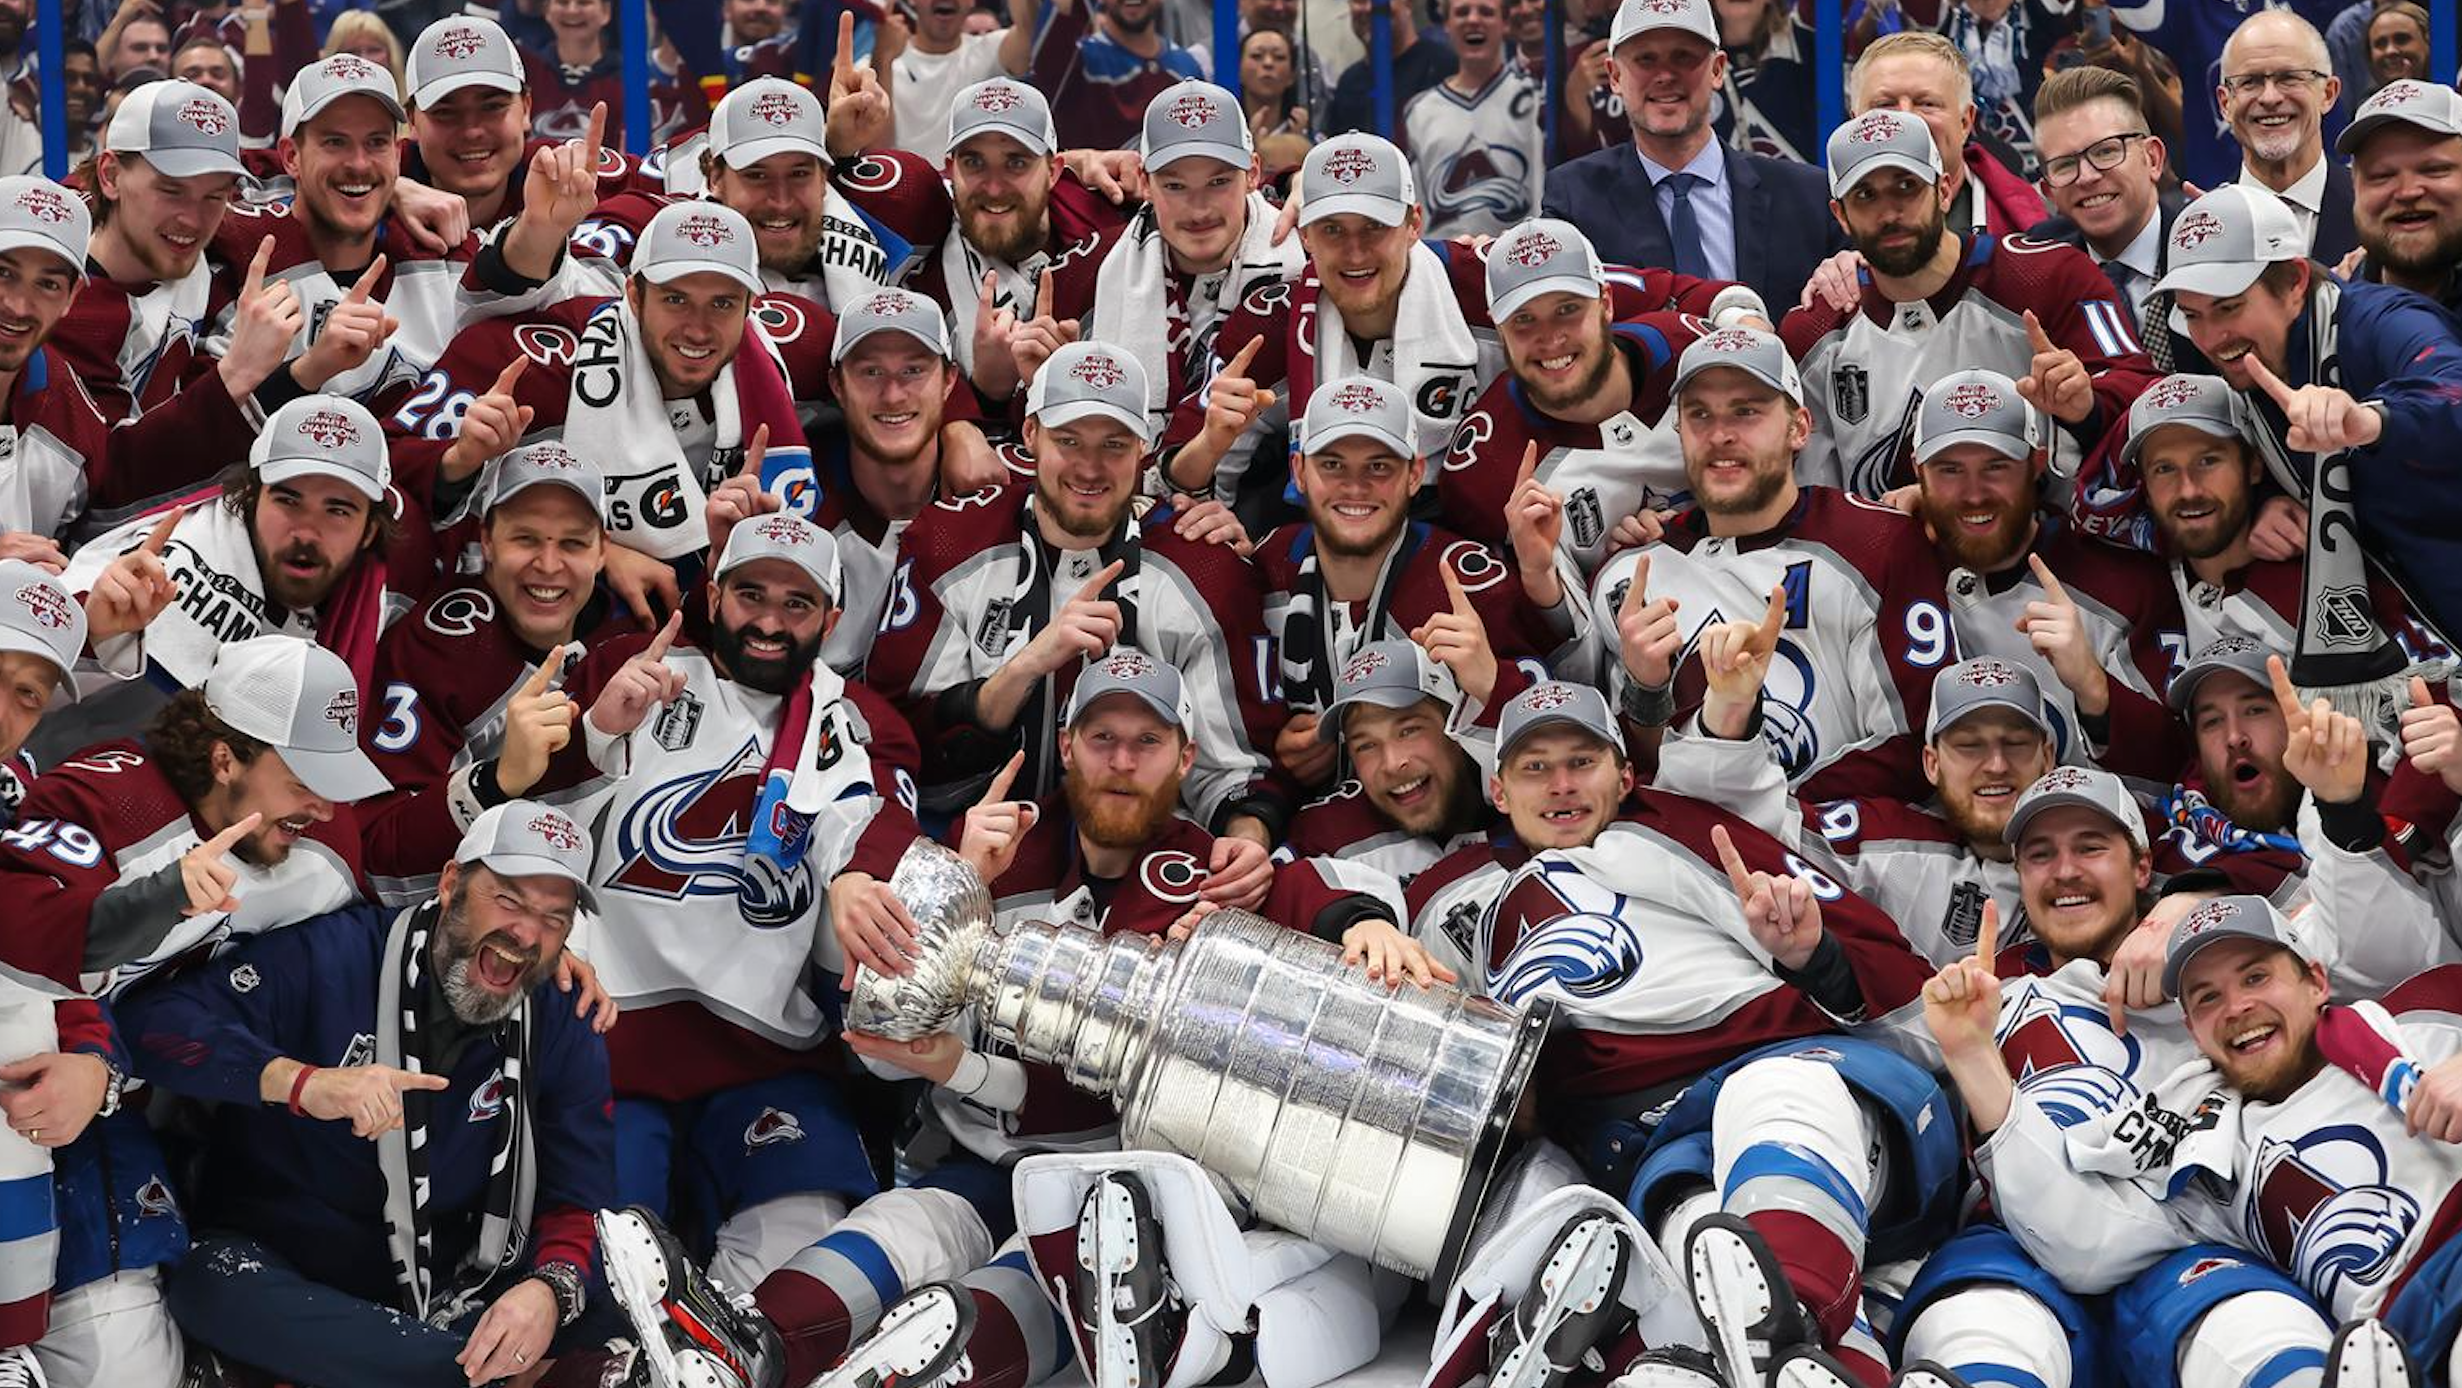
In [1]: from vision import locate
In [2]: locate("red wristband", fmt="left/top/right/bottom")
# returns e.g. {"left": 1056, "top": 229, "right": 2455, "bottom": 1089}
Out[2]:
{"left": 287, "top": 1064, "right": 317, "bottom": 1117}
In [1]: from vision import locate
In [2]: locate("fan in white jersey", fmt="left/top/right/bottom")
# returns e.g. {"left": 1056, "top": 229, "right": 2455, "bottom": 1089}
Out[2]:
{"left": 1401, "top": 0, "right": 1546, "bottom": 238}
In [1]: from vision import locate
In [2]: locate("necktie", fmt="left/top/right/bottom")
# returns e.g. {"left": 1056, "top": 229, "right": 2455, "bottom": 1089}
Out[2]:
{"left": 2101, "top": 259, "right": 2142, "bottom": 335}
{"left": 1664, "top": 171, "right": 1712, "bottom": 281}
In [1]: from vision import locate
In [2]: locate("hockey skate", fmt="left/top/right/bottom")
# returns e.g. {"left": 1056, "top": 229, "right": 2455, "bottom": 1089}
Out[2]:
{"left": 0, "top": 1346, "right": 42, "bottom": 1388}
{"left": 1769, "top": 1347, "right": 1863, "bottom": 1388}
{"left": 2324, "top": 1318, "right": 2417, "bottom": 1388}
{"left": 1684, "top": 1214, "right": 1817, "bottom": 1388}
{"left": 598, "top": 1205, "right": 786, "bottom": 1388}
{"left": 1488, "top": 1212, "right": 1636, "bottom": 1388}
{"left": 1074, "top": 1171, "right": 1187, "bottom": 1388}
{"left": 812, "top": 1282, "right": 978, "bottom": 1388}
{"left": 1610, "top": 1346, "right": 1726, "bottom": 1386}
{"left": 1891, "top": 1362, "right": 1972, "bottom": 1388}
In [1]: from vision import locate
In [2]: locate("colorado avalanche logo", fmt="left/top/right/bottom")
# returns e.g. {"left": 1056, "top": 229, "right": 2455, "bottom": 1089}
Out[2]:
{"left": 177, "top": 98, "right": 231, "bottom": 135}
{"left": 1954, "top": 658, "right": 2021, "bottom": 687}
{"left": 1139, "top": 849, "right": 1206, "bottom": 903}
{"left": 1488, "top": 862, "right": 1644, "bottom": 1004}
{"left": 676, "top": 213, "right": 734, "bottom": 247}
{"left": 744, "top": 1107, "right": 805, "bottom": 1149}
{"left": 972, "top": 83, "right": 1026, "bottom": 113}
{"left": 14, "top": 581, "right": 70, "bottom": 630}
{"left": 1753, "top": 638, "right": 1824, "bottom": 774}
{"left": 1847, "top": 112, "right": 1903, "bottom": 144}
{"left": 1166, "top": 92, "right": 1217, "bottom": 127}
{"left": 1070, "top": 352, "right": 1127, "bottom": 389}
{"left": 528, "top": 811, "right": 583, "bottom": 852}
{"left": 514, "top": 323, "right": 580, "bottom": 367}
{"left": 2247, "top": 1127, "right": 2421, "bottom": 1307}
{"left": 1340, "top": 648, "right": 1391, "bottom": 685}
{"left": 1999, "top": 994, "right": 2143, "bottom": 1126}
{"left": 2173, "top": 210, "right": 2225, "bottom": 251}
{"left": 612, "top": 738, "right": 821, "bottom": 928}
{"left": 1943, "top": 382, "right": 2001, "bottom": 418}
{"left": 1321, "top": 147, "right": 1378, "bottom": 185}
{"left": 299, "top": 408, "right": 361, "bottom": 449}
{"left": 2145, "top": 376, "right": 2205, "bottom": 411}
{"left": 325, "top": 54, "right": 380, "bottom": 81}
{"left": 469, "top": 1071, "right": 508, "bottom": 1122}
{"left": 323, "top": 689, "right": 358, "bottom": 735}
{"left": 1329, "top": 382, "right": 1384, "bottom": 413}
{"left": 13, "top": 186, "right": 69, "bottom": 224}
{"left": 1506, "top": 230, "right": 1561, "bottom": 267}
{"left": 432, "top": 26, "right": 486, "bottom": 59}
{"left": 134, "top": 1176, "right": 178, "bottom": 1218}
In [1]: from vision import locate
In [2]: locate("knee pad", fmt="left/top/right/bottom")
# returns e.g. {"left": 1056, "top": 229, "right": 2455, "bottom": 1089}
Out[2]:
{"left": 1897, "top": 1285, "right": 2074, "bottom": 1388}
{"left": 2176, "top": 1291, "right": 2332, "bottom": 1388}
{"left": 710, "top": 1191, "right": 851, "bottom": 1292}
{"left": 832, "top": 1187, "right": 997, "bottom": 1290}
{"left": 1709, "top": 1058, "right": 1874, "bottom": 1250}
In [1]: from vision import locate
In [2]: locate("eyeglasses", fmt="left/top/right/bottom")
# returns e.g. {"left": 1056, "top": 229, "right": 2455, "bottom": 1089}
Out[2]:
{"left": 2038, "top": 130, "right": 2149, "bottom": 186}
{"left": 2220, "top": 68, "right": 2330, "bottom": 97}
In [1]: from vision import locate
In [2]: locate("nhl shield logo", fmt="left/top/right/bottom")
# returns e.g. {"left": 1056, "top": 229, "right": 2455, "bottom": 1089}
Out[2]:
{"left": 1833, "top": 364, "right": 1871, "bottom": 425}
{"left": 744, "top": 1107, "right": 805, "bottom": 1150}
{"left": 2317, "top": 586, "right": 2375, "bottom": 648}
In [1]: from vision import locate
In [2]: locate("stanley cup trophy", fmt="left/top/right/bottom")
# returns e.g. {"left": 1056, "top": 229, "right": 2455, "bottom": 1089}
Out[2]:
{"left": 846, "top": 840, "right": 1552, "bottom": 1283}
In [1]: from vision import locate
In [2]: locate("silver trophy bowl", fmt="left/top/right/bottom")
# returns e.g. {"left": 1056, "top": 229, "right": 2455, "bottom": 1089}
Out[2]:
{"left": 846, "top": 840, "right": 1551, "bottom": 1281}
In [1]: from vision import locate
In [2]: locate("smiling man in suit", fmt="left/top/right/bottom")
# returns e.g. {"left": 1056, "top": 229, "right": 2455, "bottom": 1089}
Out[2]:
{"left": 2026, "top": 66, "right": 2183, "bottom": 344}
{"left": 1539, "top": 0, "right": 1844, "bottom": 312}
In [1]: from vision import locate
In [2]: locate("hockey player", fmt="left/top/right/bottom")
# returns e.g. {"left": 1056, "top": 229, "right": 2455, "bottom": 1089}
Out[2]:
{"left": 1585, "top": 325, "right": 1955, "bottom": 804}
{"left": 397, "top": 15, "right": 643, "bottom": 238}
{"left": 1436, "top": 217, "right": 1737, "bottom": 582}
{"left": 863, "top": 342, "right": 1283, "bottom": 857}
{"left": 1401, "top": 0, "right": 1546, "bottom": 239}
{"left": 1259, "top": 374, "right": 1546, "bottom": 786}
{"left": 1905, "top": 368, "right": 2185, "bottom": 777}
{"left": 1847, "top": 32, "right": 2048, "bottom": 237}
{"left": 118, "top": 803, "right": 619, "bottom": 1388}
{"left": 0, "top": 176, "right": 116, "bottom": 555}
{"left": 1784, "top": 109, "right": 2156, "bottom": 497}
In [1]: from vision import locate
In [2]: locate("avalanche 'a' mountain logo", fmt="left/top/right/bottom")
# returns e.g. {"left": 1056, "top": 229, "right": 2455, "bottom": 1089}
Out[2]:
{"left": 610, "top": 736, "right": 815, "bottom": 927}
{"left": 1487, "top": 858, "right": 1644, "bottom": 1005}
{"left": 2247, "top": 1125, "right": 2421, "bottom": 1309}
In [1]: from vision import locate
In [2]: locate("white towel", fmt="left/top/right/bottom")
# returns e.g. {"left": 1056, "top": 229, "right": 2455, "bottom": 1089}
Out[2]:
{"left": 1088, "top": 191, "right": 1306, "bottom": 432}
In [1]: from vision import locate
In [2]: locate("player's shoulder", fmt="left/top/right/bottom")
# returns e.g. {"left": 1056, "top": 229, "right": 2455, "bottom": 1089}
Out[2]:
{"left": 383, "top": 586, "right": 517, "bottom": 662}
{"left": 22, "top": 740, "right": 180, "bottom": 841}
{"left": 1404, "top": 836, "right": 1505, "bottom": 915}
{"left": 1287, "top": 780, "right": 1386, "bottom": 855}
{"left": 1439, "top": 381, "right": 1531, "bottom": 476}
{"left": 1143, "top": 514, "right": 1262, "bottom": 585}
{"left": 1795, "top": 484, "right": 1932, "bottom": 555}
{"left": 748, "top": 292, "right": 836, "bottom": 358}
{"left": 1808, "top": 795, "right": 1956, "bottom": 854}
{"left": 900, "top": 484, "right": 1027, "bottom": 574}
{"left": 1779, "top": 292, "right": 1857, "bottom": 358}
{"left": 1978, "top": 230, "right": 2110, "bottom": 300}
{"left": 1230, "top": 275, "right": 1298, "bottom": 326}
{"left": 1254, "top": 521, "right": 1311, "bottom": 587}
{"left": 1419, "top": 527, "right": 1516, "bottom": 594}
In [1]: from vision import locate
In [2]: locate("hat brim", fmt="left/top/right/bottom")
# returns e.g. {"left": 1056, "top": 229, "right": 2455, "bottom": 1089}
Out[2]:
{"left": 1490, "top": 272, "right": 1605, "bottom": 320}
{"left": 2119, "top": 414, "right": 2242, "bottom": 470}
{"left": 1608, "top": 13, "right": 1716, "bottom": 51}
{"left": 1034, "top": 398, "right": 1155, "bottom": 445}
{"left": 410, "top": 68, "right": 524, "bottom": 110}
{"left": 1067, "top": 685, "right": 1185, "bottom": 729}
{"left": 1831, "top": 151, "right": 1940, "bottom": 199}
{"left": 259, "top": 456, "right": 387, "bottom": 503}
{"left": 284, "top": 740, "right": 393, "bottom": 804}
{"left": 1300, "top": 191, "right": 1409, "bottom": 227}
{"left": 639, "top": 258, "right": 764, "bottom": 295}
{"left": 2165, "top": 656, "right": 2271, "bottom": 713}
{"left": 1144, "top": 139, "right": 1253, "bottom": 172}
{"left": 719, "top": 132, "right": 831, "bottom": 169}
{"left": 133, "top": 145, "right": 248, "bottom": 179}
{"left": 467, "top": 849, "right": 599, "bottom": 914}
{"left": 1928, "top": 691, "right": 2050, "bottom": 742}
{"left": 287, "top": 87, "right": 407, "bottom": 137}
{"left": 1673, "top": 358, "right": 1800, "bottom": 405}
{"left": 2336, "top": 109, "right": 2462, "bottom": 155}
{"left": 832, "top": 318, "right": 951, "bottom": 365}
{"left": 1915, "top": 424, "right": 2033, "bottom": 465}
{"left": 2162, "top": 920, "right": 2289, "bottom": 997}
{"left": 1303, "top": 418, "right": 1414, "bottom": 460}
{"left": 950, "top": 122, "right": 1055, "bottom": 158}
{"left": 2002, "top": 785, "right": 2146, "bottom": 850}
{"left": 2153, "top": 259, "right": 2268, "bottom": 304}
{"left": 488, "top": 473, "right": 607, "bottom": 524}
{"left": 1500, "top": 710, "right": 1620, "bottom": 759}
{"left": 0, "top": 230, "right": 83, "bottom": 281}
{"left": 1317, "top": 685, "right": 1441, "bottom": 743}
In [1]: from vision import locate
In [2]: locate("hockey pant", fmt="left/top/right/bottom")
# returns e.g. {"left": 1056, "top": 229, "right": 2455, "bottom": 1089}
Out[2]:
{"left": 0, "top": 986, "right": 54, "bottom": 1348}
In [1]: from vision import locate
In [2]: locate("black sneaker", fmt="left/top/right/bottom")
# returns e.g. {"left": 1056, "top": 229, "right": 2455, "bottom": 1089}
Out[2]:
{"left": 1487, "top": 1213, "right": 1634, "bottom": 1388}
{"left": 2325, "top": 1318, "right": 2417, "bottom": 1388}
{"left": 1684, "top": 1214, "right": 1816, "bottom": 1388}
{"left": 825, "top": 1282, "right": 977, "bottom": 1388}
{"left": 1074, "top": 1172, "right": 1186, "bottom": 1388}
{"left": 597, "top": 1206, "right": 786, "bottom": 1388}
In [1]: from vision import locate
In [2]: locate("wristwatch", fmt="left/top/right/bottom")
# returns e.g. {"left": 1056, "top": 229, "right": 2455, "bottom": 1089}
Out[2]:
{"left": 92, "top": 1056, "right": 126, "bottom": 1121}
{"left": 528, "top": 1260, "right": 586, "bottom": 1328}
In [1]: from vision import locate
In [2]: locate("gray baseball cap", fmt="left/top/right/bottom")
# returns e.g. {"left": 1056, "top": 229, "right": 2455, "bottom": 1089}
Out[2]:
{"left": 406, "top": 16, "right": 524, "bottom": 109}
{"left": 1498, "top": 681, "right": 1621, "bottom": 759}
{"left": 2153, "top": 184, "right": 2304, "bottom": 302}
{"left": 711, "top": 77, "right": 830, "bottom": 170}
{"left": 2337, "top": 79, "right": 2462, "bottom": 156}
{"left": 1027, "top": 342, "right": 1153, "bottom": 443}
{"left": 1827, "top": 109, "right": 1943, "bottom": 199}
{"left": 1301, "top": 375, "right": 1415, "bottom": 458}
{"left": 252, "top": 395, "right": 390, "bottom": 503}
{"left": 104, "top": 80, "right": 245, "bottom": 179}
{"left": 715, "top": 512, "right": 842, "bottom": 604}
{"left": 634, "top": 201, "right": 763, "bottom": 294}
{"left": 948, "top": 78, "right": 1056, "bottom": 158}
{"left": 1318, "top": 639, "right": 1459, "bottom": 743}
{"left": 0, "top": 559, "right": 86, "bottom": 692}
{"left": 1300, "top": 133, "right": 1417, "bottom": 227}
{"left": 1915, "top": 370, "right": 2040, "bottom": 465}
{"left": 2166, "top": 634, "right": 2277, "bottom": 714}
{"left": 1672, "top": 325, "right": 1803, "bottom": 404}
{"left": 1609, "top": 0, "right": 1718, "bottom": 50}
{"left": 1141, "top": 81, "right": 1253, "bottom": 172}
{"left": 2002, "top": 764, "right": 2149, "bottom": 851}
{"left": 1487, "top": 217, "right": 1607, "bottom": 319}
{"left": 484, "top": 441, "right": 606, "bottom": 525}
{"left": 2161, "top": 893, "right": 2310, "bottom": 996}
{"left": 833, "top": 288, "right": 952, "bottom": 364}
{"left": 456, "top": 799, "right": 599, "bottom": 913}
{"left": 0, "top": 177, "right": 90, "bottom": 279}
{"left": 203, "top": 636, "right": 392, "bottom": 803}
{"left": 280, "top": 53, "right": 406, "bottom": 138}
{"left": 2118, "top": 374, "right": 2256, "bottom": 471}
{"left": 1925, "top": 657, "right": 2054, "bottom": 741}
{"left": 1066, "top": 647, "right": 1192, "bottom": 728}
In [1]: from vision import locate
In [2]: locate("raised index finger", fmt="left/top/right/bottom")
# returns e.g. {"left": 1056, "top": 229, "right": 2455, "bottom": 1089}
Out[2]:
{"left": 2241, "top": 350, "right": 2295, "bottom": 407}
{"left": 2266, "top": 654, "right": 2306, "bottom": 726}
{"left": 1620, "top": 553, "right": 1650, "bottom": 616}
{"left": 490, "top": 354, "right": 529, "bottom": 397}
{"left": 243, "top": 235, "right": 274, "bottom": 296}
{"left": 343, "top": 255, "right": 386, "bottom": 304}
{"left": 1514, "top": 439, "right": 1538, "bottom": 490}
{"left": 982, "top": 749, "right": 1024, "bottom": 806}
{"left": 1709, "top": 823, "right": 1754, "bottom": 899}
{"left": 140, "top": 506, "right": 181, "bottom": 556}
{"left": 1074, "top": 558, "right": 1125, "bottom": 602}
{"left": 205, "top": 811, "right": 262, "bottom": 855}
{"left": 1441, "top": 564, "right": 1474, "bottom": 617}
{"left": 1976, "top": 898, "right": 1999, "bottom": 972}
{"left": 522, "top": 645, "right": 568, "bottom": 696}
{"left": 833, "top": 9, "right": 857, "bottom": 83}
{"left": 1224, "top": 335, "right": 1263, "bottom": 381}
{"left": 643, "top": 609, "right": 683, "bottom": 662}
{"left": 2025, "top": 551, "right": 2073, "bottom": 607}
{"left": 1035, "top": 268, "right": 1054, "bottom": 320}
{"left": 583, "top": 101, "right": 608, "bottom": 162}
{"left": 2023, "top": 309, "right": 2057, "bottom": 354}
{"left": 740, "top": 422, "right": 770, "bottom": 479}
{"left": 1750, "top": 582, "right": 1786, "bottom": 651}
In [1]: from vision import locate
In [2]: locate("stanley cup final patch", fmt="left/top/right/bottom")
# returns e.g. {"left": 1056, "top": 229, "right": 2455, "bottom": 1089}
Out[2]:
{"left": 1833, "top": 364, "right": 1870, "bottom": 425}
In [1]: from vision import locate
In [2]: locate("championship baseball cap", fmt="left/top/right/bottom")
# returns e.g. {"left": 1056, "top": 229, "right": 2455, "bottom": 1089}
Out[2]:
{"left": 2001, "top": 764, "right": 2150, "bottom": 852}
{"left": 633, "top": 200, "right": 763, "bottom": 294}
{"left": 280, "top": 53, "right": 406, "bottom": 138}
{"left": 1672, "top": 325, "right": 1803, "bottom": 404}
{"left": 484, "top": 441, "right": 606, "bottom": 525}
{"left": 0, "top": 559, "right": 86, "bottom": 694}
{"left": 104, "top": 80, "right": 245, "bottom": 179}
{"left": 405, "top": 16, "right": 524, "bottom": 109}
{"left": 1065, "top": 648, "right": 1192, "bottom": 728}
{"left": 2165, "top": 634, "right": 2276, "bottom": 714}
{"left": 1486, "top": 217, "right": 1607, "bottom": 319}
{"left": 0, "top": 177, "right": 90, "bottom": 280}
{"left": 1026, "top": 342, "right": 1153, "bottom": 443}
{"left": 1914, "top": 370, "right": 2040, "bottom": 465}
{"left": 2161, "top": 893, "right": 2311, "bottom": 996}
{"left": 711, "top": 77, "right": 830, "bottom": 169}
{"left": 1300, "top": 133, "right": 1417, "bottom": 228}
{"left": 203, "top": 636, "right": 392, "bottom": 803}
{"left": 2152, "top": 184, "right": 2304, "bottom": 304}
{"left": 1141, "top": 81, "right": 1253, "bottom": 172}
{"left": 714, "top": 512, "right": 842, "bottom": 604}
{"left": 1608, "top": 0, "right": 1718, "bottom": 51}
{"left": 251, "top": 395, "right": 390, "bottom": 503}
{"left": 2337, "top": 79, "right": 2462, "bottom": 156}
{"left": 2118, "top": 373, "right": 2255, "bottom": 471}
{"left": 1826, "top": 109, "right": 1944, "bottom": 199}
{"left": 457, "top": 800, "right": 599, "bottom": 913}
{"left": 1498, "top": 681, "right": 1621, "bottom": 759}
{"left": 833, "top": 288, "right": 952, "bottom": 364}
{"left": 948, "top": 78, "right": 1056, "bottom": 158}
{"left": 1318, "top": 639, "right": 1460, "bottom": 744}
{"left": 1925, "top": 658, "right": 2054, "bottom": 741}
{"left": 1301, "top": 375, "right": 1414, "bottom": 458}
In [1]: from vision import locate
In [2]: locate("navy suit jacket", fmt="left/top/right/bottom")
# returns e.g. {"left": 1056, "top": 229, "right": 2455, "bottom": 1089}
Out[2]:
{"left": 2313, "top": 160, "right": 2361, "bottom": 269}
{"left": 1542, "top": 141, "right": 1848, "bottom": 315}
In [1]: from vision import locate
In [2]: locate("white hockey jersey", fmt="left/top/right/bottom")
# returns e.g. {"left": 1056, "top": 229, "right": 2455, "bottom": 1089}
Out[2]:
{"left": 1402, "top": 68, "right": 1547, "bottom": 240}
